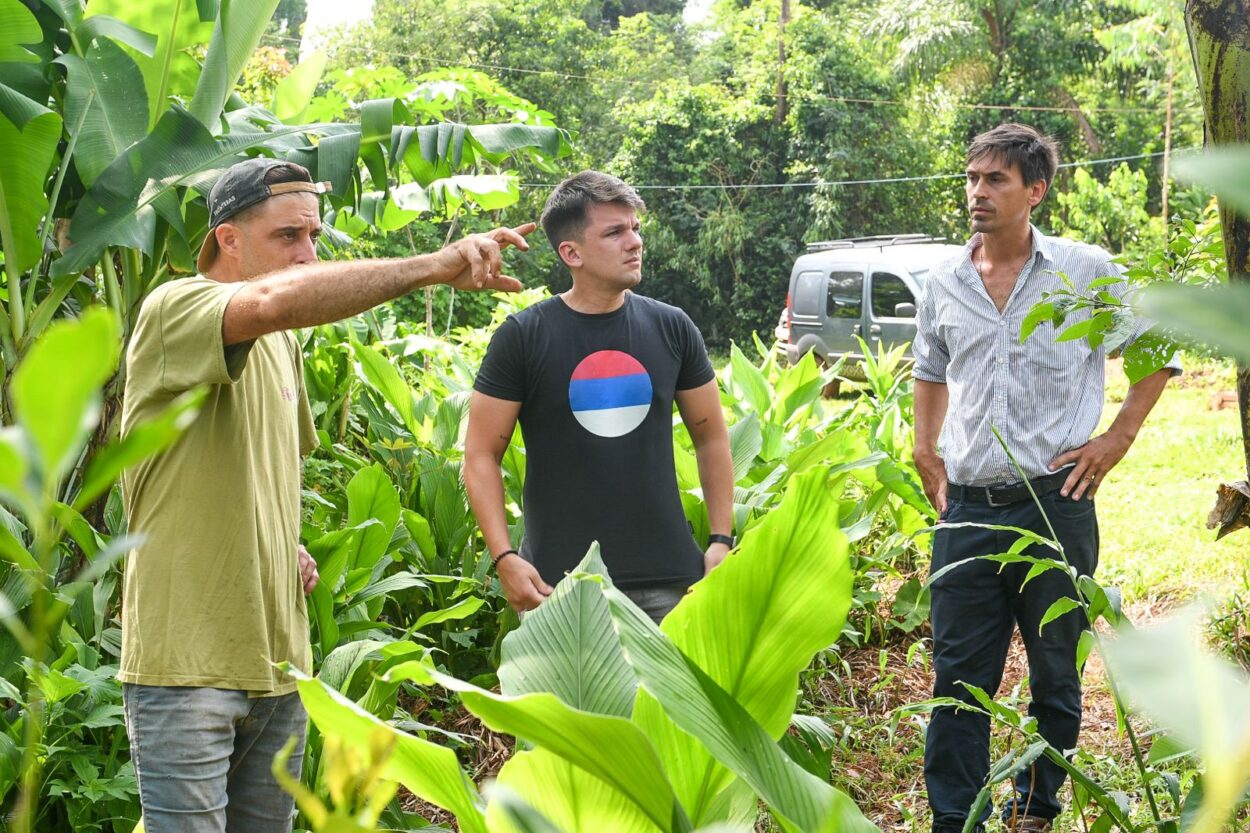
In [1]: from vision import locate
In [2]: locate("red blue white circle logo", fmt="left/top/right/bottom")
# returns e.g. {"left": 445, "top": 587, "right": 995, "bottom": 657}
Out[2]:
{"left": 568, "top": 350, "right": 653, "bottom": 437}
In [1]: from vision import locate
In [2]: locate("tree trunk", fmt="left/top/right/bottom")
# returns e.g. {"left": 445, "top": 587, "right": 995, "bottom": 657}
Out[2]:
{"left": 1186, "top": 0, "right": 1250, "bottom": 484}
{"left": 775, "top": 0, "right": 789, "bottom": 124}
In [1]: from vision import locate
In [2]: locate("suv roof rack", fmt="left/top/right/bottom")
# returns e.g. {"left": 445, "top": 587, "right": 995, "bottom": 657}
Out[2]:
{"left": 805, "top": 234, "right": 946, "bottom": 252}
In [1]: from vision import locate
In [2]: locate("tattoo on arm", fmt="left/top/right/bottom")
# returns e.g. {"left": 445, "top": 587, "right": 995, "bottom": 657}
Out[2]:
{"left": 693, "top": 418, "right": 708, "bottom": 426}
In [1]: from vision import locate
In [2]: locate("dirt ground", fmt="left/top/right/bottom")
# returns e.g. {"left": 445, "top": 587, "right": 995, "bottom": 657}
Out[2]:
{"left": 823, "top": 598, "right": 1177, "bottom": 833}
{"left": 398, "top": 600, "right": 1175, "bottom": 831}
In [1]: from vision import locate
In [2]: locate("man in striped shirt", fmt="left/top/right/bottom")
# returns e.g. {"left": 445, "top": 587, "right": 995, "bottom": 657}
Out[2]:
{"left": 912, "top": 124, "right": 1178, "bottom": 833}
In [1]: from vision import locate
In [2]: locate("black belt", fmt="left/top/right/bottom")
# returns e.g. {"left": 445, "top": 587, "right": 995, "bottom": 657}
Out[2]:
{"left": 947, "top": 469, "right": 1069, "bottom": 507}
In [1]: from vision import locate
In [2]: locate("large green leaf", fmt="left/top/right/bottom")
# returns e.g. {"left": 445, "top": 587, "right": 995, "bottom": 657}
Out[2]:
{"left": 604, "top": 582, "right": 874, "bottom": 833}
{"left": 362, "top": 97, "right": 410, "bottom": 145}
{"left": 394, "top": 122, "right": 565, "bottom": 186}
{"left": 85, "top": 0, "right": 214, "bottom": 131}
{"left": 188, "top": 0, "right": 280, "bottom": 127}
{"left": 272, "top": 50, "right": 326, "bottom": 123}
{"left": 385, "top": 661, "right": 692, "bottom": 833}
{"left": 728, "top": 344, "right": 771, "bottom": 418}
{"left": 1100, "top": 611, "right": 1250, "bottom": 833}
{"left": 0, "top": 497, "right": 37, "bottom": 572}
{"left": 0, "top": 427, "right": 34, "bottom": 522}
{"left": 0, "top": 0, "right": 40, "bottom": 63}
{"left": 491, "top": 750, "right": 661, "bottom": 833}
{"left": 1139, "top": 284, "right": 1250, "bottom": 363}
{"left": 54, "top": 38, "right": 149, "bottom": 188}
{"left": 11, "top": 308, "right": 119, "bottom": 485}
{"left": 727, "top": 415, "right": 762, "bottom": 481}
{"left": 410, "top": 596, "right": 483, "bottom": 631}
{"left": 308, "top": 522, "right": 371, "bottom": 596}
{"left": 426, "top": 174, "right": 521, "bottom": 217}
{"left": 467, "top": 122, "right": 565, "bottom": 159}
{"left": 773, "top": 352, "right": 827, "bottom": 424}
{"left": 293, "top": 670, "right": 487, "bottom": 833}
{"left": 0, "top": 82, "right": 61, "bottom": 277}
{"left": 1174, "top": 147, "right": 1250, "bottom": 215}
{"left": 351, "top": 340, "right": 417, "bottom": 434}
{"left": 498, "top": 544, "right": 636, "bottom": 717}
{"left": 345, "top": 464, "right": 401, "bottom": 572}
{"left": 76, "top": 15, "right": 159, "bottom": 57}
{"left": 485, "top": 782, "right": 579, "bottom": 833}
{"left": 53, "top": 106, "right": 330, "bottom": 276}
{"left": 631, "top": 466, "right": 856, "bottom": 824}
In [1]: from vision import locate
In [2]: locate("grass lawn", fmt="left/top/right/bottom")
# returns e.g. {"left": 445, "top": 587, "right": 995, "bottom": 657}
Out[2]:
{"left": 1096, "top": 354, "right": 1248, "bottom": 603}
{"left": 818, "top": 354, "right": 1250, "bottom": 833}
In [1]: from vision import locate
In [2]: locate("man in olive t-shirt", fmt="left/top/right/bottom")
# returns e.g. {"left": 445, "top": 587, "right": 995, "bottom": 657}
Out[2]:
{"left": 120, "top": 157, "right": 534, "bottom": 833}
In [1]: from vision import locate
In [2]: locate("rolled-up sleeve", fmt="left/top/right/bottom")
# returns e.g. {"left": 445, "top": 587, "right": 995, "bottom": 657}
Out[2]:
{"left": 912, "top": 280, "right": 949, "bottom": 383}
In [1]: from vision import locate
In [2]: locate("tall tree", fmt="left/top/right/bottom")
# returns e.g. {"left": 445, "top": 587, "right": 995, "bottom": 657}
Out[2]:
{"left": 598, "top": 0, "right": 685, "bottom": 27}
{"left": 1185, "top": 0, "right": 1250, "bottom": 485}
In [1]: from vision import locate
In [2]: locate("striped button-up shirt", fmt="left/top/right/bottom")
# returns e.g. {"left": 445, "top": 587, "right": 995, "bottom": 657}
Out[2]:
{"left": 913, "top": 226, "right": 1181, "bottom": 487}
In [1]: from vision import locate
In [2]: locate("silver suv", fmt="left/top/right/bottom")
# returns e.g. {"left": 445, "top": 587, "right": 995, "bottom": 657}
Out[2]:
{"left": 783, "top": 235, "right": 964, "bottom": 379}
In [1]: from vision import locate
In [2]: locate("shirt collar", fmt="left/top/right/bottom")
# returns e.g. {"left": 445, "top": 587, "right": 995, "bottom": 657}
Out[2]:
{"left": 1030, "top": 225, "right": 1058, "bottom": 268}
{"left": 963, "top": 224, "right": 1054, "bottom": 269}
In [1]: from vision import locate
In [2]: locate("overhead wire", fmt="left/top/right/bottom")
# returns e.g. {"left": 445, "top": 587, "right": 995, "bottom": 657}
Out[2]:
{"left": 255, "top": 34, "right": 1196, "bottom": 193}
{"left": 258, "top": 33, "right": 1197, "bottom": 115}
{"left": 515, "top": 149, "right": 1195, "bottom": 191}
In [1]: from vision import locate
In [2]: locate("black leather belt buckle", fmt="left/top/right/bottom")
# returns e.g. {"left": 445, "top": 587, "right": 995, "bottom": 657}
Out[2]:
{"left": 984, "top": 484, "right": 1019, "bottom": 507}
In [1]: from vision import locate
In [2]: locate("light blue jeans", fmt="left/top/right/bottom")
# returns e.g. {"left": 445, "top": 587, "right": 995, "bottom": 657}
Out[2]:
{"left": 122, "top": 684, "right": 306, "bottom": 833}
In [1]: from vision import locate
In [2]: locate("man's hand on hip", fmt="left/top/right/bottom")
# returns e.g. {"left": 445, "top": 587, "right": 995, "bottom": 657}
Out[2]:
{"left": 704, "top": 542, "right": 731, "bottom": 574}
{"left": 297, "top": 545, "right": 319, "bottom": 594}
{"left": 913, "top": 449, "right": 949, "bottom": 517}
{"left": 1050, "top": 430, "right": 1132, "bottom": 501}
{"left": 496, "top": 554, "right": 554, "bottom": 613}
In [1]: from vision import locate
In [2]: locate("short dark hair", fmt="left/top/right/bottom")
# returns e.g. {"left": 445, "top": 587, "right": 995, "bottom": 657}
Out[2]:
{"left": 967, "top": 123, "right": 1060, "bottom": 192}
{"left": 540, "top": 171, "right": 646, "bottom": 253}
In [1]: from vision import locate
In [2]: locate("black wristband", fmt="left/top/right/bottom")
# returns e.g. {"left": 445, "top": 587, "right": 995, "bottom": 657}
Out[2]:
{"left": 491, "top": 549, "right": 519, "bottom": 570}
{"left": 707, "top": 533, "right": 735, "bottom": 548}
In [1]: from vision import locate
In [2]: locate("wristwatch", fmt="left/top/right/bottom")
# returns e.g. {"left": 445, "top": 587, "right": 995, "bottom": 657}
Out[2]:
{"left": 707, "top": 533, "right": 735, "bottom": 548}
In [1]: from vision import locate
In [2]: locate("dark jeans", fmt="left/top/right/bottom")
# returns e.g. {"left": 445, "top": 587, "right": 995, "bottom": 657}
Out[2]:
{"left": 925, "top": 490, "right": 1099, "bottom": 832}
{"left": 623, "top": 582, "right": 690, "bottom": 624}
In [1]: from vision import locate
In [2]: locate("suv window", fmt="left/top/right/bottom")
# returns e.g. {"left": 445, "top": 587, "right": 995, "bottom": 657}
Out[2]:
{"left": 793, "top": 270, "right": 827, "bottom": 316}
{"left": 871, "top": 272, "right": 914, "bottom": 318}
{"left": 827, "top": 271, "right": 863, "bottom": 319}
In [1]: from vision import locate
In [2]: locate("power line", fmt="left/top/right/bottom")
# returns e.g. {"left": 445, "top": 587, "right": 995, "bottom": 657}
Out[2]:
{"left": 259, "top": 34, "right": 1196, "bottom": 115}
{"left": 516, "top": 149, "right": 1194, "bottom": 192}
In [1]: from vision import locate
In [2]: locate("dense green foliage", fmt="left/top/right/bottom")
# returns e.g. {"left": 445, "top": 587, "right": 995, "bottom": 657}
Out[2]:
{"left": 3, "top": 0, "right": 1249, "bottom": 831}
{"left": 306, "top": 0, "right": 1208, "bottom": 348}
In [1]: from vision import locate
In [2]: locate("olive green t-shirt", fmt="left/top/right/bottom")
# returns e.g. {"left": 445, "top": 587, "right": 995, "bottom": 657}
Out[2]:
{"left": 119, "top": 276, "right": 317, "bottom": 696}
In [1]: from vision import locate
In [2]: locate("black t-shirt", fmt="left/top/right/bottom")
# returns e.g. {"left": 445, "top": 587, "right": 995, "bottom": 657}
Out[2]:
{"left": 474, "top": 293, "right": 715, "bottom": 589}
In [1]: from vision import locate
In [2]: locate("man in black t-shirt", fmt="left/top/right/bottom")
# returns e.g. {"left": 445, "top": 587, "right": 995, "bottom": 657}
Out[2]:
{"left": 465, "top": 170, "right": 735, "bottom": 623}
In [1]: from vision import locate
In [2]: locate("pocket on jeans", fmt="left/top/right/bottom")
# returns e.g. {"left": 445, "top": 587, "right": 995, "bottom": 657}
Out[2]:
{"left": 939, "top": 497, "right": 962, "bottom": 522}
{"left": 1047, "top": 490, "right": 1094, "bottom": 520}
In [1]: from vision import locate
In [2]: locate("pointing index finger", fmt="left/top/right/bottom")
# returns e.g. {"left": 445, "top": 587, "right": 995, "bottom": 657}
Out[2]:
{"left": 489, "top": 223, "right": 535, "bottom": 252}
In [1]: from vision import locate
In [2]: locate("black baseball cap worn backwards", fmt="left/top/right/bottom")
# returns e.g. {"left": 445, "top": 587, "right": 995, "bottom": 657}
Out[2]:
{"left": 197, "top": 157, "right": 332, "bottom": 272}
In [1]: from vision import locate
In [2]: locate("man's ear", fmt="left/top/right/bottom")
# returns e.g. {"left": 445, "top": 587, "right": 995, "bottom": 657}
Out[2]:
{"left": 557, "top": 240, "right": 581, "bottom": 269}
{"left": 1028, "top": 179, "right": 1049, "bottom": 208}
{"left": 216, "top": 223, "right": 243, "bottom": 260}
